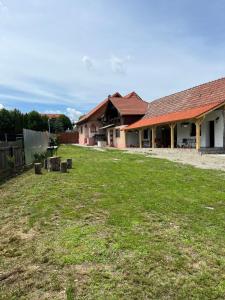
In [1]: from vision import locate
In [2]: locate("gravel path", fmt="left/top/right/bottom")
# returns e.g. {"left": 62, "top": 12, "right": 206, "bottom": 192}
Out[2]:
{"left": 124, "top": 148, "right": 225, "bottom": 171}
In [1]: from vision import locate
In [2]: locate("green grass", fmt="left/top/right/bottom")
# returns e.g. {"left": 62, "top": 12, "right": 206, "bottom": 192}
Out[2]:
{"left": 0, "top": 145, "right": 225, "bottom": 299}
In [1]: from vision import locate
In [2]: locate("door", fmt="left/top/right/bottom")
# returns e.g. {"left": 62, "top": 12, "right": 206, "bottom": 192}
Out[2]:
{"left": 110, "top": 129, "right": 114, "bottom": 147}
{"left": 209, "top": 121, "right": 215, "bottom": 147}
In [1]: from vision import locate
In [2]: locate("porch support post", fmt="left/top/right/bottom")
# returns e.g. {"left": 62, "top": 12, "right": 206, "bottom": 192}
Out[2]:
{"left": 139, "top": 129, "right": 142, "bottom": 148}
{"left": 152, "top": 126, "right": 156, "bottom": 148}
{"left": 169, "top": 123, "right": 176, "bottom": 149}
{"left": 195, "top": 118, "right": 204, "bottom": 151}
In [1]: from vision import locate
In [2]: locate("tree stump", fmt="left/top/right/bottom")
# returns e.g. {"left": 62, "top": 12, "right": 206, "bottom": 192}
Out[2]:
{"left": 67, "top": 158, "right": 72, "bottom": 169}
{"left": 34, "top": 163, "right": 42, "bottom": 174}
{"left": 47, "top": 156, "right": 61, "bottom": 172}
{"left": 60, "top": 161, "right": 67, "bottom": 173}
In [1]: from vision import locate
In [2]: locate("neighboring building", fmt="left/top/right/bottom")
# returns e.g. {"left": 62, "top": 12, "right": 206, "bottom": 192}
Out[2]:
{"left": 41, "top": 114, "right": 63, "bottom": 119}
{"left": 76, "top": 92, "right": 148, "bottom": 147}
{"left": 126, "top": 78, "right": 225, "bottom": 151}
{"left": 77, "top": 78, "right": 225, "bottom": 151}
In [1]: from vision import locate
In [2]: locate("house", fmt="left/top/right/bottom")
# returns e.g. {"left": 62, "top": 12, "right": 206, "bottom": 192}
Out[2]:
{"left": 126, "top": 78, "right": 225, "bottom": 151}
{"left": 76, "top": 92, "right": 148, "bottom": 147}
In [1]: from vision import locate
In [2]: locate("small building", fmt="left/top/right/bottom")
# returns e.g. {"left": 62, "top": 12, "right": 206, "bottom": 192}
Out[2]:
{"left": 76, "top": 92, "right": 148, "bottom": 147}
{"left": 126, "top": 78, "right": 225, "bottom": 152}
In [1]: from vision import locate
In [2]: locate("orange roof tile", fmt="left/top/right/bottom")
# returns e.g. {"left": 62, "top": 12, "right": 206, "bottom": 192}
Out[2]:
{"left": 41, "top": 113, "right": 63, "bottom": 119}
{"left": 76, "top": 92, "right": 148, "bottom": 124}
{"left": 144, "top": 77, "right": 225, "bottom": 119}
{"left": 125, "top": 101, "right": 223, "bottom": 130}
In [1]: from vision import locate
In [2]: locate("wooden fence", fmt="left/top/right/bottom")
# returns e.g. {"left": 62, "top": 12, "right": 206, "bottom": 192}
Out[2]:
{"left": 58, "top": 131, "right": 79, "bottom": 144}
{"left": 0, "top": 141, "right": 25, "bottom": 177}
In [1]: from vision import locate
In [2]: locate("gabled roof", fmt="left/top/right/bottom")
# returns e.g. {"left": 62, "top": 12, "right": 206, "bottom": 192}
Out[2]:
{"left": 126, "top": 77, "right": 225, "bottom": 130}
{"left": 76, "top": 92, "right": 148, "bottom": 124}
{"left": 110, "top": 92, "right": 148, "bottom": 115}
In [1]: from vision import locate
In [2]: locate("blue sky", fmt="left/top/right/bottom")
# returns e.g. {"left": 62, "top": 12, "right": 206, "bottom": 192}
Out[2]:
{"left": 0, "top": 0, "right": 225, "bottom": 120}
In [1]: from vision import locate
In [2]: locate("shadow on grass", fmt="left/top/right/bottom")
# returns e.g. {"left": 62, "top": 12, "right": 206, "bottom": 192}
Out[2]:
{"left": 0, "top": 165, "right": 33, "bottom": 186}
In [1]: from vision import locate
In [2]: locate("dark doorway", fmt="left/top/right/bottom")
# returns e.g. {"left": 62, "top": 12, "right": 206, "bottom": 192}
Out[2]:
{"left": 209, "top": 121, "right": 215, "bottom": 147}
{"left": 161, "top": 126, "right": 170, "bottom": 147}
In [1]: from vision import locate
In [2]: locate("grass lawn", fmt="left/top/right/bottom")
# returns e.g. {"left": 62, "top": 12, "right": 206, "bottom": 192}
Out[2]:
{"left": 0, "top": 145, "right": 225, "bottom": 299}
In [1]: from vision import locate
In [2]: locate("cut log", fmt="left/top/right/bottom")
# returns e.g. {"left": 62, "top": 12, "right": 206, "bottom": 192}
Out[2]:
{"left": 60, "top": 161, "right": 67, "bottom": 173}
{"left": 34, "top": 163, "right": 42, "bottom": 174}
{"left": 67, "top": 158, "right": 72, "bottom": 169}
{"left": 47, "top": 156, "right": 61, "bottom": 172}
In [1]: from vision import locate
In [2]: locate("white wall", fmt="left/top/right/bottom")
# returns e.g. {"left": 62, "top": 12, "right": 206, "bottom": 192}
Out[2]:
{"left": 201, "top": 110, "right": 224, "bottom": 147}
{"left": 126, "top": 131, "right": 139, "bottom": 147}
{"left": 177, "top": 109, "right": 224, "bottom": 148}
{"left": 177, "top": 123, "right": 196, "bottom": 147}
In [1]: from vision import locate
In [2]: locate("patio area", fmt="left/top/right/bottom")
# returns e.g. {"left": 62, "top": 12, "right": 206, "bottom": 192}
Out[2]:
{"left": 124, "top": 147, "right": 225, "bottom": 171}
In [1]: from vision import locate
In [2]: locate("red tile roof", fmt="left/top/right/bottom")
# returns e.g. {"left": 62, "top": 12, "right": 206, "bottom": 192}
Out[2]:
{"left": 126, "top": 77, "right": 225, "bottom": 130}
{"left": 76, "top": 92, "right": 148, "bottom": 124}
{"left": 110, "top": 92, "right": 148, "bottom": 115}
{"left": 126, "top": 102, "right": 222, "bottom": 130}
{"left": 41, "top": 113, "right": 63, "bottom": 119}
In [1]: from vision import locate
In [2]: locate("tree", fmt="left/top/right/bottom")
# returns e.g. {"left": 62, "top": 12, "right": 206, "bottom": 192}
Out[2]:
{"left": 0, "top": 109, "right": 13, "bottom": 133}
{"left": 58, "top": 115, "right": 72, "bottom": 131}
{"left": 26, "top": 111, "right": 45, "bottom": 131}
{"left": 10, "top": 109, "right": 24, "bottom": 134}
{"left": 53, "top": 118, "right": 64, "bottom": 133}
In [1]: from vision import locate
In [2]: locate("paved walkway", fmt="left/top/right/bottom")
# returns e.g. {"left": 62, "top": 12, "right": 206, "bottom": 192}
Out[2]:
{"left": 124, "top": 148, "right": 225, "bottom": 171}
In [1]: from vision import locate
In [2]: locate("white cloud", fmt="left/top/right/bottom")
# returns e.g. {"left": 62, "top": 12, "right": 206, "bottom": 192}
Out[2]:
{"left": 0, "top": 1, "right": 8, "bottom": 15}
{"left": 66, "top": 107, "right": 82, "bottom": 121}
{"left": 82, "top": 56, "right": 94, "bottom": 70}
{"left": 110, "top": 55, "right": 130, "bottom": 74}
{"left": 0, "top": 103, "right": 4, "bottom": 109}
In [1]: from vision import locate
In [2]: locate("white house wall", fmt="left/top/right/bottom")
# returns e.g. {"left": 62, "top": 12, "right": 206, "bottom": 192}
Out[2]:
{"left": 177, "top": 123, "right": 196, "bottom": 147}
{"left": 126, "top": 131, "right": 139, "bottom": 147}
{"left": 201, "top": 110, "right": 224, "bottom": 147}
{"left": 177, "top": 109, "right": 224, "bottom": 148}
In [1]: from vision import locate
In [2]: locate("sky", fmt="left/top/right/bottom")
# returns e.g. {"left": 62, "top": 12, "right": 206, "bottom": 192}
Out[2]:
{"left": 0, "top": 0, "right": 225, "bottom": 121}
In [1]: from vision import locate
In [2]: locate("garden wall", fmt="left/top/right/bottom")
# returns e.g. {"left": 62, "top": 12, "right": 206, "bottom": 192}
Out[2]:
{"left": 58, "top": 132, "right": 79, "bottom": 144}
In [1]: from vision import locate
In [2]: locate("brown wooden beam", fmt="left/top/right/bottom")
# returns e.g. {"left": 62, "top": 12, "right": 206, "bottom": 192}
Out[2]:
{"left": 195, "top": 118, "right": 204, "bottom": 151}
{"left": 169, "top": 123, "right": 176, "bottom": 149}
{"left": 152, "top": 126, "right": 156, "bottom": 148}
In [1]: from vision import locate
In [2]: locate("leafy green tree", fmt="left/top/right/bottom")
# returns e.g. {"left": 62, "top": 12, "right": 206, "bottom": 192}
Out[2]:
{"left": 10, "top": 109, "right": 24, "bottom": 134}
{"left": 58, "top": 115, "right": 72, "bottom": 131}
{"left": 27, "top": 111, "right": 45, "bottom": 131}
{"left": 41, "top": 115, "right": 49, "bottom": 131}
{"left": 0, "top": 109, "right": 13, "bottom": 133}
{"left": 52, "top": 118, "right": 63, "bottom": 133}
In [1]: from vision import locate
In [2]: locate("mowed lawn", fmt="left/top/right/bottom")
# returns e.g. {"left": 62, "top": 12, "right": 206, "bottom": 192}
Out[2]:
{"left": 0, "top": 146, "right": 225, "bottom": 299}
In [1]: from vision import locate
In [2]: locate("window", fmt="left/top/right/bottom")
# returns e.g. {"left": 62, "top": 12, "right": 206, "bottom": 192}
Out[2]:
{"left": 80, "top": 126, "right": 83, "bottom": 134}
{"left": 143, "top": 129, "right": 149, "bottom": 140}
{"left": 116, "top": 129, "right": 120, "bottom": 138}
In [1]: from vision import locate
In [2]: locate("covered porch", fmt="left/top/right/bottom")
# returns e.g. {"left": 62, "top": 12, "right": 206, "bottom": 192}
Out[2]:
{"left": 125, "top": 106, "right": 225, "bottom": 152}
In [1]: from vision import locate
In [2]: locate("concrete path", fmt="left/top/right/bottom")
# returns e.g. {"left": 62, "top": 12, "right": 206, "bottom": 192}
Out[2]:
{"left": 124, "top": 148, "right": 225, "bottom": 171}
